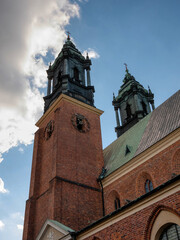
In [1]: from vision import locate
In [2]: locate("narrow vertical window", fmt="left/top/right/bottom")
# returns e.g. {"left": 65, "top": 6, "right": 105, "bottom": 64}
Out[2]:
{"left": 74, "top": 67, "right": 79, "bottom": 81}
{"left": 141, "top": 101, "right": 147, "bottom": 115}
{"left": 145, "top": 179, "right": 153, "bottom": 193}
{"left": 58, "top": 70, "right": 62, "bottom": 83}
{"left": 114, "top": 197, "right": 120, "bottom": 210}
{"left": 125, "top": 103, "right": 132, "bottom": 119}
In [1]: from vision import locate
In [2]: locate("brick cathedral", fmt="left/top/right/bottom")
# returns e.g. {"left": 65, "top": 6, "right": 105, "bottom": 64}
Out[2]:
{"left": 23, "top": 36, "right": 180, "bottom": 240}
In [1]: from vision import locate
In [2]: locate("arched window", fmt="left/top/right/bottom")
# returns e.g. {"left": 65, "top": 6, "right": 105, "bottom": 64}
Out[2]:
{"left": 107, "top": 190, "right": 120, "bottom": 213}
{"left": 114, "top": 197, "right": 120, "bottom": 210}
{"left": 74, "top": 67, "right": 79, "bottom": 81}
{"left": 145, "top": 179, "right": 153, "bottom": 193}
{"left": 159, "top": 224, "right": 180, "bottom": 240}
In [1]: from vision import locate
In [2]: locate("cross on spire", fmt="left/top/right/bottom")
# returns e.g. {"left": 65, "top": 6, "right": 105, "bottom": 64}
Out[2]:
{"left": 67, "top": 31, "right": 71, "bottom": 40}
{"left": 124, "top": 63, "right": 128, "bottom": 72}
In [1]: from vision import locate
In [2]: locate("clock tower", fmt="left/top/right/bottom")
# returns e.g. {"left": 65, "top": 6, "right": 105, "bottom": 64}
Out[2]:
{"left": 23, "top": 36, "right": 104, "bottom": 240}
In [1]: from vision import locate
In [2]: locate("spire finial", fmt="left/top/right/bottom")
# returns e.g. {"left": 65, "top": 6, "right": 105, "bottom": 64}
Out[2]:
{"left": 113, "top": 92, "right": 115, "bottom": 100}
{"left": 49, "top": 62, "right": 51, "bottom": 69}
{"left": 86, "top": 51, "right": 89, "bottom": 59}
{"left": 148, "top": 85, "right": 152, "bottom": 94}
{"left": 124, "top": 63, "right": 129, "bottom": 73}
{"left": 66, "top": 31, "right": 71, "bottom": 40}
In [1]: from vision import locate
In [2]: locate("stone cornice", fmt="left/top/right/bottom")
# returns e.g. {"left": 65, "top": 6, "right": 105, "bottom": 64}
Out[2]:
{"left": 36, "top": 94, "right": 103, "bottom": 127}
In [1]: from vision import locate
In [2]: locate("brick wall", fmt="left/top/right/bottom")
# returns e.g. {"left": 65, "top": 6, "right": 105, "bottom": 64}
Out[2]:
{"left": 23, "top": 98, "right": 104, "bottom": 240}
{"left": 104, "top": 140, "right": 180, "bottom": 214}
{"left": 82, "top": 191, "right": 180, "bottom": 240}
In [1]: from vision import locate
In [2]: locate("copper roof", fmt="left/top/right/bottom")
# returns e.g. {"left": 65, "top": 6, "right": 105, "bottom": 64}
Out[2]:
{"left": 104, "top": 90, "right": 180, "bottom": 176}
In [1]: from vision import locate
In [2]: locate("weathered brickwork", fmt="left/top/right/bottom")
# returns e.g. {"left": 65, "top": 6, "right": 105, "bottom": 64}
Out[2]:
{"left": 83, "top": 191, "right": 180, "bottom": 240}
{"left": 104, "top": 140, "right": 180, "bottom": 214}
{"left": 23, "top": 98, "right": 104, "bottom": 240}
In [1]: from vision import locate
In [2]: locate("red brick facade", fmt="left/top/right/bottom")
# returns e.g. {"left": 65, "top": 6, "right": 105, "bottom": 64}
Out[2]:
{"left": 23, "top": 97, "right": 104, "bottom": 240}
{"left": 104, "top": 140, "right": 180, "bottom": 215}
{"left": 23, "top": 94, "right": 180, "bottom": 240}
{"left": 82, "top": 191, "right": 180, "bottom": 240}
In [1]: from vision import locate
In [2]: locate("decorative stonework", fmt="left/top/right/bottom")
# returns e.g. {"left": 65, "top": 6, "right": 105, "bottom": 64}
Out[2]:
{"left": 71, "top": 113, "right": 90, "bottom": 133}
{"left": 44, "top": 120, "right": 54, "bottom": 140}
{"left": 47, "top": 229, "right": 54, "bottom": 240}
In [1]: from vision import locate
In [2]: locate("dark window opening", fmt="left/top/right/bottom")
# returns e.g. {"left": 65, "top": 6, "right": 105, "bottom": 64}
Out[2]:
{"left": 145, "top": 179, "right": 153, "bottom": 193}
{"left": 58, "top": 71, "right": 62, "bottom": 83}
{"left": 125, "top": 145, "right": 130, "bottom": 155}
{"left": 159, "top": 224, "right": 180, "bottom": 240}
{"left": 114, "top": 197, "right": 120, "bottom": 210}
{"left": 125, "top": 103, "right": 132, "bottom": 119}
{"left": 74, "top": 67, "right": 79, "bottom": 81}
{"left": 76, "top": 116, "right": 84, "bottom": 131}
{"left": 141, "top": 101, "right": 147, "bottom": 116}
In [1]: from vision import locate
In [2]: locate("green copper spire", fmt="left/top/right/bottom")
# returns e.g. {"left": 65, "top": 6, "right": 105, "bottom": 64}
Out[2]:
{"left": 112, "top": 65, "right": 155, "bottom": 138}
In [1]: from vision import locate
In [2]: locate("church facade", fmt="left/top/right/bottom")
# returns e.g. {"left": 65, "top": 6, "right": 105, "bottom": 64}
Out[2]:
{"left": 23, "top": 36, "right": 180, "bottom": 240}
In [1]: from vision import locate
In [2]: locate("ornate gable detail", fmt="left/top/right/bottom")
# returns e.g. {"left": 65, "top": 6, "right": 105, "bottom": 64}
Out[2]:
{"left": 36, "top": 220, "right": 74, "bottom": 240}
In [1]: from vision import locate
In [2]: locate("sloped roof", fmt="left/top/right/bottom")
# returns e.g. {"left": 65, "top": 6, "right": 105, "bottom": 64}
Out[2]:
{"left": 51, "top": 39, "right": 85, "bottom": 70}
{"left": 135, "top": 90, "right": 180, "bottom": 156}
{"left": 48, "top": 220, "right": 74, "bottom": 233}
{"left": 104, "top": 90, "right": 180, "bottom": 176}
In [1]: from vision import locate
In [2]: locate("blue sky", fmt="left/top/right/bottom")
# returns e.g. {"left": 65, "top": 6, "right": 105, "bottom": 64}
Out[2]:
{"left": 0, "top": 0, "right": 180, "bottom": 239}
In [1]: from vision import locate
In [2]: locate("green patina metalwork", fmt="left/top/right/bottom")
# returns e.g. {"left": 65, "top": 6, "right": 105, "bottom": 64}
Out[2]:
{"left": 51, "top": 40, "right": 85, "bottom": 70}
{"left": 103, "top": 112, "right": 152, "bottom": 176}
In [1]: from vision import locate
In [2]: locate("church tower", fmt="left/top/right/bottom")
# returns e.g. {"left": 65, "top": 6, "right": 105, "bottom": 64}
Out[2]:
{"left": 44, "top": 33, "right": 94, "bottom": 112}
{"left": 23, "top": 36, "right": 104, "bottom": 240}
{"left": 113, "top": 65, "right": 155, "bottom": 137}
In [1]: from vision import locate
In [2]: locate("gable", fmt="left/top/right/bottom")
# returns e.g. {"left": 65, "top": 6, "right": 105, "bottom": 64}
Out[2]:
{"left": 36, "top": 219, "right": 74, "bottom": 240}
{"left": 40, "top": 225, "right": 65, "bottom": 240}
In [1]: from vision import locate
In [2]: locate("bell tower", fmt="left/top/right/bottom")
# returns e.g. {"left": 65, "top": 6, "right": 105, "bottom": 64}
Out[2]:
{"left": 23, "top": 36, "right": 104, "bottom": 240}
{"left": 44, "top": 34, "right": 94, "bottom": 112}
{"left": 113, "top": 65, "right": 155, "bottom": 137}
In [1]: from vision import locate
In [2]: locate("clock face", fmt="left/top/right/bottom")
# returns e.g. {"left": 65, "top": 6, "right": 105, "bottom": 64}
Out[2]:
{"left": 71, "top": 113, "right": 90, "bottom": 133}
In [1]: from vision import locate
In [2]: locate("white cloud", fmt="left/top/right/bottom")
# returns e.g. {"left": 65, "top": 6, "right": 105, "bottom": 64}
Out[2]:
{"left": 0, "top": 0, "right": 80, "bottom": 160}
{"left": 0, "top": 212, "right": 24, "bottom": 238}
{"left": 0, "top": 178, "right": 9, "bottom": 194}
{"left": 18, "top": 147, "right": 24, "bottom": 153}
{"left": 11, "top": 212, "right": 24, "bottom": 221}
{"left": 83, "top": 48, "right": 100, "bottom": 59}
{"left": 17, "top": 224, "right": 23, "bottom": 230}
{"left": 0, "top": 220, "right": 5, "bottom": 230}
{"left": 0, "top": 154, "right": 3, "bottom": 163}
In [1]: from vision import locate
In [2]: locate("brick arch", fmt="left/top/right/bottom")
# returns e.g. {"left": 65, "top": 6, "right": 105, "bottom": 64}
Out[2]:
{"left": 136, "top": 171, "right": 155, "bottom": 197}
{"left": 106, "top": 190, "right": 121, "bottom": 214}
{"left": 171, "top": 148, "right": 180, "bottom": 176}
{"left": 144, "top": 205, "right": 180, "bottom": 240}
{"left": 92, "top": 237, "right": 102, "bottom": 240}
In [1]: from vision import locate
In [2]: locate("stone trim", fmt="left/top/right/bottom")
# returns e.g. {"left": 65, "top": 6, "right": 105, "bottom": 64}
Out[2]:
{"left": 77, "top": 179, "right": 180, "bottom": 240}
{"left": 36, "top": 219, "right": 72, "bottom": 240}
{"left": 36, "top": 94, "right": 103, "bottom": 127}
